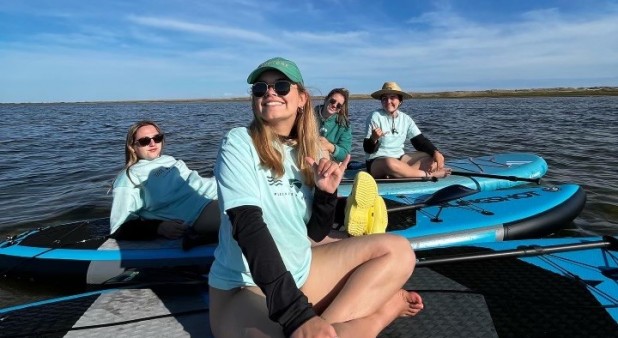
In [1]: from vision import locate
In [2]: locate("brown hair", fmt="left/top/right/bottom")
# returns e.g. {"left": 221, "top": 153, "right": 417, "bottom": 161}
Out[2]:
{"left": 324, "top": 88, "right": 350, "bottom": 128}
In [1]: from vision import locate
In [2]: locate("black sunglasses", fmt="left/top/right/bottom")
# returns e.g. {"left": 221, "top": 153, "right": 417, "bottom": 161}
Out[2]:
{"left": 251, "top": 81, "right": 292, "bottom": 97}
{"left": 329, "top": 98, "right": 343, "bottom": 109}
{"left": 135, "top": 134, "right": 164, "bottom": 147}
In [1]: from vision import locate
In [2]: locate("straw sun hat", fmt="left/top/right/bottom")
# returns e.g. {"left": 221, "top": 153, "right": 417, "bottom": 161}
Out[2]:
{"left": 370, "top": 82, "right": 413, "bottom": 100}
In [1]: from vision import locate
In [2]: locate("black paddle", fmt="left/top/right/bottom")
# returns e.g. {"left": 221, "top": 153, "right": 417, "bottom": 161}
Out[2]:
{"left": 341, "top": 176, "right": 438, "bottom": 184}
{"left": 416, "top": 236, "right": 618, "bottom": 267}
{"left": 450, "top": 171, "right": 542, "bottom": 184}
{"left": 333, "top": 184, "right": 479, "bottom": 225}
{"left": 386, "top": 184, "right": 479, "bottom": 213}
{"left": 344, "top": 160, "right": 541, "bottom": 184}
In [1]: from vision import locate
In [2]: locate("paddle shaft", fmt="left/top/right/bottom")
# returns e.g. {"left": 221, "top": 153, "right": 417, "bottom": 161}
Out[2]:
{"left": 450, "top": 171, "right": 541, "bottom": 184}
{"left": 416, "top": 237, "right": 617, "bottom": 267}
{"left": 388, "top": 203, "right": 427, "bottom": 213}
{"left": 341, "top": 176, "right": 438, "bottom": 184}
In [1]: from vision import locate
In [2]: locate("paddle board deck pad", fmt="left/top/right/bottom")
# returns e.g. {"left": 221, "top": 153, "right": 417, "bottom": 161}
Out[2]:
{"left": 1, "top": 237, "right": 616, "bottom": 337}
{"left": 0, "top": 184, "right": 585, "bottom": 286}
{"left": 340, "top": 152, "right": 548, "bottom": 196}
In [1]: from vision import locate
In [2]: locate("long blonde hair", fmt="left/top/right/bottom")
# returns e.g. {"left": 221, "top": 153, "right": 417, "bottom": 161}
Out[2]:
{"left": 123, "top": 120, "right": 164, "bottom": 186}
{"left": 249, "top": 83, "right": 320, "bottom": 187}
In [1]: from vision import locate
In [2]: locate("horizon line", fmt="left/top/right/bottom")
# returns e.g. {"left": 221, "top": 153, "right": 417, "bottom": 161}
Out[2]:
{"left": 2, "top": 86, "right": 617, "bottom": 105}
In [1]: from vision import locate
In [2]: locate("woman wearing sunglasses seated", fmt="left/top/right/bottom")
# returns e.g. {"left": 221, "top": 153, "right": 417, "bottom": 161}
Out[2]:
{"left": 363, "top": 81, "right": 452, "bottom": 179}
{"left": 109, "top": 120, "right": 219, "bottom": 248}
{"left": 314, "top": 88, "right": 352, "bottom": 162}
{"left": 208, "top": 57, "right": 423, "bottom": 338}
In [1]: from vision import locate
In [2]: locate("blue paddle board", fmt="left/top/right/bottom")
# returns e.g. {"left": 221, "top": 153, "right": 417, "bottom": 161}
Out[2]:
{"left": 339, "top": 152, "right": 547, "bottom": 196}
{"left": 1, "top": 236, "right": 615, "bottom": 337}
{"left": 0, "top": 183, "right": 584, "bottom": 286}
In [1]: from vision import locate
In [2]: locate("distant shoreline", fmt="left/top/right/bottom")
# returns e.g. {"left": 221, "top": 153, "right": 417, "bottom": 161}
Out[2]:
{"left": 394, "top": 86, "right": 618, "bottom": 99}
{"left": 4, "top": 86, "right": 618, "bottom": 104}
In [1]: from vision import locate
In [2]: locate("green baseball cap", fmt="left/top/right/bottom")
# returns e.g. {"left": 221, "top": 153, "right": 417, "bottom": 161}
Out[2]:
{"left": 246, "top": 57, "right": 304, "bottom": 85}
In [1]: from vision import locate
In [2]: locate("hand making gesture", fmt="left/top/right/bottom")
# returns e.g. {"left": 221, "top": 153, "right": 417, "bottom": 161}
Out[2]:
{"left": 305, "top": 154, "right": 351, "bottom": 194}
{"left": 370, "top": 122, "right": 388, "bottom": 141}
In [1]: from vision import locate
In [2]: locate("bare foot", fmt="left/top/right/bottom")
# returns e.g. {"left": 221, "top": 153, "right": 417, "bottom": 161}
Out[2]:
{"left": 399, "top": 290, "right": 424, "bottom": 317}
{"left": 431, "top": 167, "right": 452, "bottom": 178}
{"left": 375, "top": 289, "right": 424, "bottom": 327}
{"left": 332, "top": 290, "right": 424, "bottom": 337}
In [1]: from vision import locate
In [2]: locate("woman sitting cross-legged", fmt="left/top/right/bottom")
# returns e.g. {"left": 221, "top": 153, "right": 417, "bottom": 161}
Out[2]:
{"left": 208, "top": 57, "right": 423, "bottom": 338}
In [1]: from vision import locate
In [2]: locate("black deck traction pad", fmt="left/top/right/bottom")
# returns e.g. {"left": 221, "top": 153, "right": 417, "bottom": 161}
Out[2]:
{"left": 1, "top": 248, "right": 617, "bottom": 337}
{"left": 19, "top": 219, "right": 110, "bottom": 249}
{"left": 385, "top": 246, "right": 618, "bottom": 338}
{"left": 0, "top": 293, "right": 99, "bottom": 337}
{"left": 384, "top": 197, "right": 420, "bottom": 232}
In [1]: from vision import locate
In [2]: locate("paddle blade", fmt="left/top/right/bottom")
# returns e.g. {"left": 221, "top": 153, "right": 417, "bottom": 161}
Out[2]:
{"left": 423, "top": 184, "right": 478, "bottom": 206}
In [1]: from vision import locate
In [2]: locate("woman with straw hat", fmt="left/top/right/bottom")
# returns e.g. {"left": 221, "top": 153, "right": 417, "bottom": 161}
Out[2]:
{"left": 363, "top": 81, "right": 451, "bottom": 179}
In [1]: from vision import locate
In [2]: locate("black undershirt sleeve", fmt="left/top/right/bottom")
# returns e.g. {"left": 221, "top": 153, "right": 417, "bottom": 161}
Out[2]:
{"left": 227, "top": 206, "right": 317, "bottom": 337}
{"left": 110, "top": 218, "right": 161, "bottom": 240}
{"left": 411, "top": 133, "right": 438, "bottom": 156}
{"left": 306, "top": 188, "right": 338, "bottom": 242}
{"left": 363, "top": 137, "right": 380, "bottom": 153}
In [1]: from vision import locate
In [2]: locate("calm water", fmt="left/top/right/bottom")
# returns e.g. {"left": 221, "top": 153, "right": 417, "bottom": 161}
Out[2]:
{"left": 1, "top": 96, "right": 617, "bottom": 306}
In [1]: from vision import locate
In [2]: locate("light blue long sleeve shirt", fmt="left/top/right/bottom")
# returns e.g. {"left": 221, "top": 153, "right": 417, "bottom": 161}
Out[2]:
{"left": 110, "top": 155, "right": 217, "bottom": 234}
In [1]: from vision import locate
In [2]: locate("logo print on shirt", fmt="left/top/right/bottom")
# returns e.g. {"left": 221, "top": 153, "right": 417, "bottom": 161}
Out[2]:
{"left": 267, "top": 176, "right": 283, "bottom": 186}
{"left": 289, "top": 179, "right": 302, "bottom": 190}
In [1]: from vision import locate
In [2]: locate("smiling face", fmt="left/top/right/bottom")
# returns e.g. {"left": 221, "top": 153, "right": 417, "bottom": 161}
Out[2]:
{"left": 132, "top": 124, "right": 163, "bottom": 160}
{"left": 324, "top": 92, "right": 345, "bottom": 116}
{"left": 380, "top": 94, "right": 401, "bottom": 114}
{"left": 253, "top": 70, "right": 307, "bottom": 136}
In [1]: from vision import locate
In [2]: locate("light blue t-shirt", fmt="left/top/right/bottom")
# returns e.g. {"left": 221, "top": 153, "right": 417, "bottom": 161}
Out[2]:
{"left": 110, "top": 155, "right": 217, "bottom": 233}
{"left": 364, "top": 109, "right": 422, "bottom": 160}
{"left": 208, "top": 127, "right": 313, "bottom": 290}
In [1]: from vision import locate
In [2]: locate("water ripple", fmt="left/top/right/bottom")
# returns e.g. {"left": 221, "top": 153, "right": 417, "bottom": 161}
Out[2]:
{"left": 0, "top": 97, "right": 616, "bottom": 236}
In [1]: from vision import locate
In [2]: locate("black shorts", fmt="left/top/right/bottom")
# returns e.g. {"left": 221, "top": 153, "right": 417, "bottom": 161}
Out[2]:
{"left": 366, "top": 155, "right": 403, "bottom": 176}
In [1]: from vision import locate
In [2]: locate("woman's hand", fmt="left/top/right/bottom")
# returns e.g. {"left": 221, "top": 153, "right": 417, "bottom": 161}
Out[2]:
{"left": 291, "top": 316, "right": 338, "bottom": 338}
{"left": 319, "top": 136, "right": 335, "bottom": 154}
{"left": 370, "top": 122, "right": 387, "bottom": 141}
{"left": 432, "top": 150, "right": 445, "bottom": 170}
{"left": 305, "top": 154, "right": 351, "bottom": 194}
{"left": 157, "top": 220, "right": 189, "bottom": 239}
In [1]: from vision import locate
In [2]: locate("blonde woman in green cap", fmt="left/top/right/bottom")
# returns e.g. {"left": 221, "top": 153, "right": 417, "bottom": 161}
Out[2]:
{"left": 208, "top": 57, "right": 423, "bottom": 338}
{"left": 363, "top": 81, "right": 451, "bottom": 179}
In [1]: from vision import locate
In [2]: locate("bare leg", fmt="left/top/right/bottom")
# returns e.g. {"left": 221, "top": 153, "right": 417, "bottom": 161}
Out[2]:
{"left": 209, "top": 286, "right": 283, "bottom": 338}
{"left": 332, "top": 290, "right": 423, "bottom": 337}
{"left": 401, "top": 152, "right": 433, "bottom": 170}
{"left": 403, "top": 153, "right": 452, "bottom": 176}
{"left": 369, "top": 156, "right": 428, "bottom": 178}
{"left": 301, "top": 234, "right": 416, "bottom": 322}
{"left": 371, "top": 154, "right": 450, "bottom": 179}
{"left": 310, "top": 230, "right": 349, "bottom": 247}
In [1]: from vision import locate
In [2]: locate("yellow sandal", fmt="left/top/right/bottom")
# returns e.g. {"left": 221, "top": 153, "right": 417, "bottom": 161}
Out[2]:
{"left": 345, "top": 172, "right": 379, "bottom": 236}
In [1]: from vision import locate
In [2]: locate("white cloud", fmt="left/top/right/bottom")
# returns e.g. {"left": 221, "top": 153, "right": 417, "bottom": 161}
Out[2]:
{"left": 1, "top": 1, "right": 617, "bottom": 102}
{"left": 127, "top": 15, "right": 277, "bottom": 44}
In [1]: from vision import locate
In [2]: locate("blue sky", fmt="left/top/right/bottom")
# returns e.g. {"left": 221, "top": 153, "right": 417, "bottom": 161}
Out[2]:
{"left": 1, "top": 0, "right": 617, "bottom": 103}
